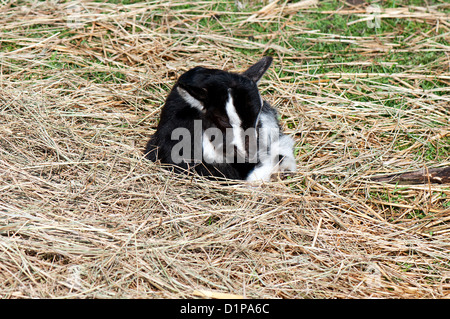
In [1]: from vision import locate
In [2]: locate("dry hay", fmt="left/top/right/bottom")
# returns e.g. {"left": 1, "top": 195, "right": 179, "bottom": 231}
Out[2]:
{"left": 0, "top": 0, "right": 449, "bottom": 298}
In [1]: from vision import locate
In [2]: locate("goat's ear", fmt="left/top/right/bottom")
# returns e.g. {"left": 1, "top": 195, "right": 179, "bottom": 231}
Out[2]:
{"left": 177, "top": 66, "right": 209, "bottom": 102}
{"left": 242, "top": 56, "right": 273, "bottom": 83}
{"left": 178, "top": 82, "right": 208, "bottom": 102}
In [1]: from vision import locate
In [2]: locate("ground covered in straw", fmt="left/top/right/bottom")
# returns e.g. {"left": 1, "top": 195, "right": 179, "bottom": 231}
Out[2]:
{"left": 1, "top": 0, "right": 449, "bottom": 298}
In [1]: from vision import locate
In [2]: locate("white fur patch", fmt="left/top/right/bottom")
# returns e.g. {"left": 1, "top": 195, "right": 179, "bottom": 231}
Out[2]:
{"left": 202, "top": 132, "right": 223, "bottom": 163}
{"left": 225, "top": 91, "right": 245, "bottom": 155}
{"left": 246, "top": 136, "right": 296, "bottom": 182}
{"left": 258, "top": 112, "right": 279, "bottom": 145}
{"left": 246, "top": 159, "right": 275, "bottom": 182}
{"left": 272, "top": 134, "right": 297, "bottom": 173}
{"left": 246, "top": 112, "right": 296, "bottom": 182}
{"left": 177, "top": 87, "right": 204, "bottom": 112}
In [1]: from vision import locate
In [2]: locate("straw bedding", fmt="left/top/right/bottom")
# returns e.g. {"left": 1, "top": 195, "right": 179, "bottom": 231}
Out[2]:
{"left": 0, "top": 0, "right": 449, "bottom": 298}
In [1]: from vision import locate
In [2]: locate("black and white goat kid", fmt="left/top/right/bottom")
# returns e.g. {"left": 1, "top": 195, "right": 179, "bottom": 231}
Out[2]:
{"left": 145, "top": 57, "right": 296, "bottom": 182}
